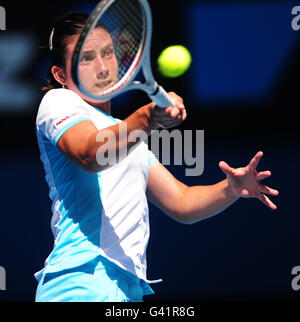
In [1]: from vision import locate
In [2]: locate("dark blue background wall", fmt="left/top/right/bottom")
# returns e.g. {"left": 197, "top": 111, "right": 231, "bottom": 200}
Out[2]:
{"left": 0, "top": 0, "right": 299, "bottom": 302}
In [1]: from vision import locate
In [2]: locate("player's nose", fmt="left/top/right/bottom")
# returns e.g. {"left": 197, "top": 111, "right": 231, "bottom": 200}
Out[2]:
{"left": 95, "top": 56, "right": 109, "bottom": 78}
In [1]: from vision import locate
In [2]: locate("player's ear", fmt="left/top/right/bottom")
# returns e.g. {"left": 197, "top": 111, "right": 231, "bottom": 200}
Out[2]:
{"left": 51, "top": 65, "right": 67, "bottom": 87}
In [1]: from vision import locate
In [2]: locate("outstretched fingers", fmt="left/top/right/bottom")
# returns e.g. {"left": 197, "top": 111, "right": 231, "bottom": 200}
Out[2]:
{"left": 219, "top": 154, "right": 279, "bottom": 210}
{"left": 255, "top": 191, "right": 278, "bottom": 210}
{"left": 256, "top": 170, "right": 271, "bottom": 181}
{"left": 249, "top": 151, "right": 263, "bottom": 170}
{"left": 219, "top": 161, "right": 235, "bottom": 178}
{"left": 258, "top": 183, "right": 279, "bottom": 196}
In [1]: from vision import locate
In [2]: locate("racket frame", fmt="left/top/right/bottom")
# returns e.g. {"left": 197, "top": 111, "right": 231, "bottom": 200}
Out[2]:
{"left": 71, "top": 0, "right": 174, "bottom": 107}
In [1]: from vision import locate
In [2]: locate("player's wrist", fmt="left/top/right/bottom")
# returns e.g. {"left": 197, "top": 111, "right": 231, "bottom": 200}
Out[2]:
{"left": 223, "top": 178, "right": 240, "bottom": 201}
{"left": 140, "top": 102, "right": 160, "bottom": 131}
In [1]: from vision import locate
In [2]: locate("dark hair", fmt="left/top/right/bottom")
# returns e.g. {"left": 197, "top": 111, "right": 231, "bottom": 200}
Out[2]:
{"left": 42, "top": 12, "right": 108, "bottom": 93}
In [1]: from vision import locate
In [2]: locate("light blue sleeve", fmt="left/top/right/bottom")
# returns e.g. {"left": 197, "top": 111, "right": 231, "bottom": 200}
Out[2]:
{"left": 53, "top": 117, "right": 90, "bottom": 145}
{"left": 148, "top": 150, "right": 159, "bottom": 166}
{"left": 36, "top": 89, "right": 92, "bottom": 146}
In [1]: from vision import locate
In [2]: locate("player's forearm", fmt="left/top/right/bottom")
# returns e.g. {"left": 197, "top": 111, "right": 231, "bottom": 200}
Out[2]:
{"left": 179, "top": 179, "right": 239, "bottom": 224}
{"left": 84, "top": 103, "right": 158, "bottom": 172}
{"left": 124, "top": 102, "right": 159, "bottom": 134}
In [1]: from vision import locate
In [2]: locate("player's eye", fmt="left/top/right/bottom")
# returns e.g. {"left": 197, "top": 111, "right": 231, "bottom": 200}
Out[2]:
{"left": 102, "top": 48, "right": 113, "bottom": 58}
{"left": 80, "top": 54, "right": 95, "bottom": 63}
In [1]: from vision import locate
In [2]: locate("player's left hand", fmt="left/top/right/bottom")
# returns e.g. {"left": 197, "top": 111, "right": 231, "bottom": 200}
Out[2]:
{"left": 219, "top": 151, "right": 279, "bottom": 210}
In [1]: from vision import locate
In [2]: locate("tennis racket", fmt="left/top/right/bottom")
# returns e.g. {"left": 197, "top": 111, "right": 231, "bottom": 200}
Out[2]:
{"left": 71, "top": 0, "right": 174, "bottom": 108}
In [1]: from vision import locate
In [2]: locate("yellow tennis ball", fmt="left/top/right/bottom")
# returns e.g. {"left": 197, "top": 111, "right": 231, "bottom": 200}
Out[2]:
{"left": 157, "top": 45, "right": 192, "bottom": 78}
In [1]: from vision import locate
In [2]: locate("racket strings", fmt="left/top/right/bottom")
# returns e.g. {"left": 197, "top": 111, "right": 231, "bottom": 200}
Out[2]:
{"left": 107, "top": 8, "right": 142, "bottom": 76}
{"left": 99, "top": 0, "right": 145, "bottom": 80}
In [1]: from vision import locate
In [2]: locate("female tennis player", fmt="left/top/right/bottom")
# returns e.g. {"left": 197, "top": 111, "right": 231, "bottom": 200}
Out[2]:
{"left": 35, "top": 12, "right": 279, "bottom": 302}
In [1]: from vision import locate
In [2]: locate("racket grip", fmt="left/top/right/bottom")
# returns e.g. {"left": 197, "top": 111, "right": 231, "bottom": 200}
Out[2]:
{"left": 148, "top": 85, "right": 175, "bottom": 108}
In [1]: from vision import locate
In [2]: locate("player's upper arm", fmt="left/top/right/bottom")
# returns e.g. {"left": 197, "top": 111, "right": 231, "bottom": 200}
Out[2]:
{"left": 36, "top": 89, "right": 103, "bottom": 173}
{"left": 56, "top": 120, "right": 99, "bottom": 173}
{"left": 147, "top": 162, "right": 189, "bottom": 222}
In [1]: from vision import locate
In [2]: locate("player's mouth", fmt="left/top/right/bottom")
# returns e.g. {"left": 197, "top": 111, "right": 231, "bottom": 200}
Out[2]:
{"left": 95, "top": 80, "right": 113, "bottom": 89}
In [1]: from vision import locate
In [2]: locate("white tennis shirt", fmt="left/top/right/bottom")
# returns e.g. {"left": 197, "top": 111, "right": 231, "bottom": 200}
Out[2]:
{"left": 35, "top": 88, "right": 161, "bottom": 284}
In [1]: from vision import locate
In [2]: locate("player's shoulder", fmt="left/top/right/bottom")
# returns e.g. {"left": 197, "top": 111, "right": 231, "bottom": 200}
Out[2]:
{"left": 40, "top": 88, "right": 84, "bottom": 108}
{"left": 36, "top": 89, "right": 87, "bottom": 125}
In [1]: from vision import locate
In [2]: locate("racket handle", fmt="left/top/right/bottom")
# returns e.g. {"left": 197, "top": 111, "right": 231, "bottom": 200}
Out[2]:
{"left": 148, "top": 85, "right": 175, "bottom": 108}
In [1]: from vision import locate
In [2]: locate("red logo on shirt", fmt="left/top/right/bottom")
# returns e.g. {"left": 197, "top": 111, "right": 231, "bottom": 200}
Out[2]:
{"left": 55, "top": 116, "right": 70, "bottom": 126}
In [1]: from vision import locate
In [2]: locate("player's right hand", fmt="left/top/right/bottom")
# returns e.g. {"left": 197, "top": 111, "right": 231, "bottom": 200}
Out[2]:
{"left": 150, "top": 92, "right": 187, "bottom": 129}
